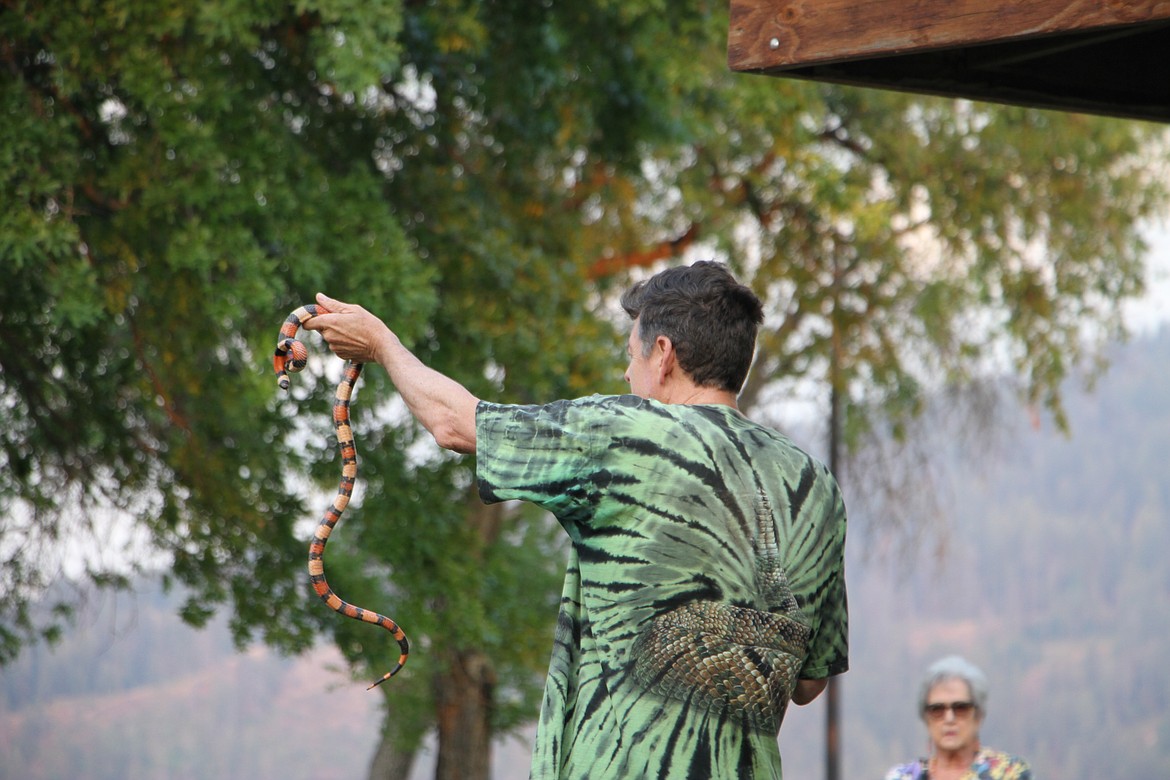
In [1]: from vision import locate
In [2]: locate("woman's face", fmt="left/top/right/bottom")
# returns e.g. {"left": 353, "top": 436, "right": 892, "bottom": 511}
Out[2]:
{"left": 924, "top": 678, "right": 983, "bottom": 755}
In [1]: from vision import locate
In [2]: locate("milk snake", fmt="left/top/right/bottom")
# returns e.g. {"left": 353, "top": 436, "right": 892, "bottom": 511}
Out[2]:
{"left": 274, "top": 303, "right": 410, "bottom": 689}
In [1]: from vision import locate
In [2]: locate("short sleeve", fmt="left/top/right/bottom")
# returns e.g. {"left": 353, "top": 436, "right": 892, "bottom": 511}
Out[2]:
{"left": 475, "top": 398, "right": 606, "bottom": 521}
{"left": 794, "top": 476, "right": 849, "bottom": 679}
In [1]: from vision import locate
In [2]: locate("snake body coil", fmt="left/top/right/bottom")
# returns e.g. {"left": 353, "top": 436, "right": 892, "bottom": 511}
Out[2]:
{"left": 274, "top": 304, "right": 409, "bottom": 689}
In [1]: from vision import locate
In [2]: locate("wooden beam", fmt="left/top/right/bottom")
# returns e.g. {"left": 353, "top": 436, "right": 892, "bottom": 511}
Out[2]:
{"left": 729, "top": 0, "right": 1170, "bottom": 73}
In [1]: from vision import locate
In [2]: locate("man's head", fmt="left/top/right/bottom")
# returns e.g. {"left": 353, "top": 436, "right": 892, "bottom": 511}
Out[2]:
{"left": 620, "top": 261, "right": 764, "bottom": 395}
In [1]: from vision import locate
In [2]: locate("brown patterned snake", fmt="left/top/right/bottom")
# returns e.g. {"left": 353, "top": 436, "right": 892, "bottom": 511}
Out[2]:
{"left": 274, "top": 303, "right": 409, "bottom": 689}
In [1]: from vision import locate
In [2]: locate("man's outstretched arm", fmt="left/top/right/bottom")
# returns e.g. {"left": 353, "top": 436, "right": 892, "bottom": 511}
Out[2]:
{"left": 303, "top": 293, "right": 479, "bottom": 454}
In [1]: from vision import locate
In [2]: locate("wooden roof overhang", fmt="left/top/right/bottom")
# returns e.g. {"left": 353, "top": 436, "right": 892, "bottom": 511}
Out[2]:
{"left": 728, "top": 0, "right": 1170, "bottom": 123}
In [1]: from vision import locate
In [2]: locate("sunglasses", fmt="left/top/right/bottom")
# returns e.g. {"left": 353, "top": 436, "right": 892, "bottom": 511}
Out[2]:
{"left": 924, "top": 701, "right": 976, "bottom": 720}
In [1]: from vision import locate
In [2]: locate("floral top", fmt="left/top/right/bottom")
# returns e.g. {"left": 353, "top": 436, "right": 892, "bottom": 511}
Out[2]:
{"left": 884, "top": 748, "right": 1033, "bottom": 780}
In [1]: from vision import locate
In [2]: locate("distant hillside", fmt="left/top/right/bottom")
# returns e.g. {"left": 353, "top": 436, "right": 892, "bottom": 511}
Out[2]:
{"left": 0, "top": 580, "right": 382, "bottom": 780}
{"left": 0, "top": 580, "right": 533, "bottom": 780}
{"left": 4, "top": 328, "right": 1169, "bottom": 780}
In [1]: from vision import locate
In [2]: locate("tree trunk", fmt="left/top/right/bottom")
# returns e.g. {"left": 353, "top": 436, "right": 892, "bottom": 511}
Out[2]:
{"left": 433, "top": 646, "right": 497, "bottom": 780}
{"left": 367, "top": 723, "right": 417, "bottom": 780}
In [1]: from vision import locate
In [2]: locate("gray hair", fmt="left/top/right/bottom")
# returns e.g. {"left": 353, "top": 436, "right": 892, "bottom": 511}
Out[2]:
{"left": 918, "top": 655, "right": 989, "bottom": 720}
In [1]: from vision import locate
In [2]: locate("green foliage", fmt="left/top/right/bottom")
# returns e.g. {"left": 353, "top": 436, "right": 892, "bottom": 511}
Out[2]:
{"left": 602, "top": 21, "right": 1166, "bottom": 441}
{"left": 0, "top": 0, "right": 434, "bottom": 662}
{"left": 1, "top": 0, "right": 692, "bottom": 761}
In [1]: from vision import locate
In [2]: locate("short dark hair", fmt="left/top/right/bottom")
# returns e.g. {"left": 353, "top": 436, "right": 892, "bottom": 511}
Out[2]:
{"left": 620, "top": 261, "right": 764, "bottom": 393}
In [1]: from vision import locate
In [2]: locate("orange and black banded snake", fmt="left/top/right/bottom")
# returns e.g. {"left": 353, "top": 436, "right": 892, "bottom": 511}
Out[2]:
{"left": 274, "top": 303, "right": 409, "bottom": 689}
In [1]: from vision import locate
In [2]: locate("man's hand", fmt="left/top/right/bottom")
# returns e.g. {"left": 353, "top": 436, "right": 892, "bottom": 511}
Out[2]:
{"left": 304, "top": 292, "right": 480, "bottom": 454}
{"left": 302, "top": 292, "right": 397, "bottom": 365}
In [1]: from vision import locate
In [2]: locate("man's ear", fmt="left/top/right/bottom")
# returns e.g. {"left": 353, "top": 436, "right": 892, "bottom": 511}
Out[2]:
{"left": 655, "top": 335, "right": 676, "bottom": 384}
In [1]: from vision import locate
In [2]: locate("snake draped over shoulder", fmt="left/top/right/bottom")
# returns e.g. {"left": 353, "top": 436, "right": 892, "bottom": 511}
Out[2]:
{"left": 274, "top": 304, "right": 409, "bottom": 690}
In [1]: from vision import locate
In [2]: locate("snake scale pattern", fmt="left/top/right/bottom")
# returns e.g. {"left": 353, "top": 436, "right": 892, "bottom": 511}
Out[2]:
{"left": 274, "top": 304, "right": 409, "bottom": 690}
{"left": 631, "top": 490, "right": 811, "bottom": 733}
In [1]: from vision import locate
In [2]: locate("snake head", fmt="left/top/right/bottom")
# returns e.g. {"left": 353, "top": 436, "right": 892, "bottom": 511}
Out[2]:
{"left": 274, "top": 303, "right": 328, "bottom": 390}
{"left": 275, "top": 338, "right": 310, "bottom": 390}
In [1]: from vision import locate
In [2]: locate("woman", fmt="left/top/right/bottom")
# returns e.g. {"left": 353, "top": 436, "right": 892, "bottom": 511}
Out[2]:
{"left": 884, "top": 656, "right": 1033, "bottom": 780}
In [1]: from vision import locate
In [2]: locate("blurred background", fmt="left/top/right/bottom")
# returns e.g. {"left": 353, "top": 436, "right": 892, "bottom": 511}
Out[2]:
{"left": 2, "top": 2, "right": 1168, "bottom": 778}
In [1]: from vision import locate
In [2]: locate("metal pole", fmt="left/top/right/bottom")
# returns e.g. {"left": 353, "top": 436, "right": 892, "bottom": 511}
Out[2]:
{"left": 825, "top": 259, "right": 843, "bottom": 780}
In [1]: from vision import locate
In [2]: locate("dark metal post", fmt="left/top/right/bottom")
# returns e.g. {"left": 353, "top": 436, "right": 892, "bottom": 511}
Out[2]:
{"left": 825, "top": 258, "right": 843, "bottom": 780}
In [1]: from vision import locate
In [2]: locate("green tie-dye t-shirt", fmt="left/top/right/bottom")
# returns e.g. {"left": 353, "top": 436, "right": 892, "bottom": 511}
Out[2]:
{"left": 476, "top": 394, "right": 848, "bottom": 780}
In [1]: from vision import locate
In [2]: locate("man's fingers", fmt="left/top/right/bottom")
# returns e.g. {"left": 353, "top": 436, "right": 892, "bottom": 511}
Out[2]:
{"left": 315, "top": 291, "right": 347, "bottom": 312}
{"left": 303, "top": 293, "right": 343, "bottom": 331}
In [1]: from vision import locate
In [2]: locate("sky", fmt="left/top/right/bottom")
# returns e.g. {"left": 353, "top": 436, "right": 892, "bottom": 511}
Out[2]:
{"left": 1125, "top": 220, "right": 1170, "bottom": 332}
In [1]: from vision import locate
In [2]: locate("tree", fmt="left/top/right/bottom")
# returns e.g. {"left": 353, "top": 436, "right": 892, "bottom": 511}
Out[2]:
{"left": 1, "top": 2, "right": 684, "bottom": 778}
{"left": 3, "top": 2, "right": 1167, "bottom": 779}
{"left": 1, "top": 0, "right": 429, "bottom": 661}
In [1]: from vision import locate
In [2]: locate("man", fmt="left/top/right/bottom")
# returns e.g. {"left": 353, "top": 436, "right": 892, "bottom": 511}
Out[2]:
{"left": 306, "top": 261, "right": 848, "bottom": 779}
